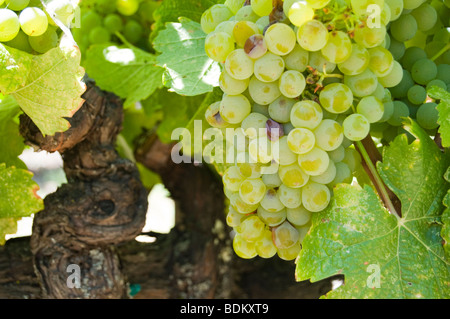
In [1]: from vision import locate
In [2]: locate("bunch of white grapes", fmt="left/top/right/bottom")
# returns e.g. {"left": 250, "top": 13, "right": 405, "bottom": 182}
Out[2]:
{"left": 202, "top": 0, "right": 407, "bottom": 261}
{"left": 0, "top": 0, "right": 75, "bottom": 54}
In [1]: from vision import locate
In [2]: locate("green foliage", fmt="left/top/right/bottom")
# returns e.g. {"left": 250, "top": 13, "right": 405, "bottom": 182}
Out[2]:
{"left": 428, "top": 86, "right": 450, "bottom": 147}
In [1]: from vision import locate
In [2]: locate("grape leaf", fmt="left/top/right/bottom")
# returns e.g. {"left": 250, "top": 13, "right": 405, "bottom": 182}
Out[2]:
{"left": 84, "top": 44, "right": 164, "bottom": 108}
{"left": 442, "top": 167, "right": 450, "bottom": 260}
{"left": 0, "top": 163, "right": 44, "bottom": 245}
{"left": 0, "top": 43, "right": 86, "bottom": 136}
{"left": 153, "top": 18, "right": 221, "bottom": 96}
{"left": 428, "top": 86, "right": 450, "bottom": 147}
{"left": 296, "top": 120, "right": 450, "bottom": 298}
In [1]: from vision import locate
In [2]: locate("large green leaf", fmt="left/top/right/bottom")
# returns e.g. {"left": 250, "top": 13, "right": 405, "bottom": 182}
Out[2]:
{"left": 296, "top": 120, "right": 450, "bottom": 298}
{"left": 84, "top": 44, "right": 164, "bottom": 107}
{"left": 428, "top": 86, "right": 450, "bottom": 147}
{"left": 0, "top": 43, "right": 85, "bottom": 136}
{"left": 153, "top": 18, "right": 221, "bottom": 96}
{"left": 442, "top": 167, "right": 450, "bottom": 260}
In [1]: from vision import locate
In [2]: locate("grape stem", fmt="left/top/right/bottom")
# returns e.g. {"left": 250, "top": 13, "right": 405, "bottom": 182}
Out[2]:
{"left": 355, "top": 138, "right": 401, "bottom": 218}
{"left": 431, "top": 43, "right": 450, "bottom": 62}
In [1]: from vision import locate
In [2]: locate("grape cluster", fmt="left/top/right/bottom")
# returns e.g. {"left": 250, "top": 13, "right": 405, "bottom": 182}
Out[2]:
{"left": 0, "top": 0, "right": 73, "bottom": 54}
{"left": 202, "top": 0, "right": 415, "bottom": 260}
{"left": 372, "top": 0, "right": 450, "bottom": 142}
{"left": 74, "top": 0, "right": 160, "bottom": 55}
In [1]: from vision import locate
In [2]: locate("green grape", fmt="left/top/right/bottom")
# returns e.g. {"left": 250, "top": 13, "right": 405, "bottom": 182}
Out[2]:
{"left": 407, "top": 85, "right": 427, "bottom": 105}
{"left": 28, "top": 26, "right": 58, "bottom": 53}
{"left": 283, "top": 122, "right": 295, "bottom": 135}
{"left": 19, "top": 7, "right": 48, "bottom": 37}
{"left": 313, "top": 119, "right": 344, "bottom": 151}
{"left": 401, "top": 46, "right": 427, "bottom": 71}
{"left": 379, "top": 99, "right": 394, "bottom": 122}
{"left": 342, "top": 147, "right": 362, "bottom": 173}
{"left": 257, "top": 206, "right": 286, "bottom": 227}
{"left": 248, "top": 76, "right": 281, "bottom": 105}
{"left": 410, "top": 3, "right": 437, "bottom": 31}
{"left": 215, "top": 20, "right": 236, "bottom": 37}
{"left": 321, "top": 30, "right": 352, "bottom": 64}
{"left": 342, "top": 113, "right": 370, "bottom": 141}
{"left": 205, "top": 101, "right": 230, "bottom": 128}
{"left": 306, "top": 0, "right": 331, "bottom": 9}
{"left": 264, "top": 22, "right": 296, "bottom": 56}
{"left": 287, "top": 127, "right": 315, "bottom": 155}
{"left": 385, "top": 0, "right": 403, "bottom": 21}
{"left": 249, "top": 135, "right": 273, "bottom": 163}
{"left": 297, "top": 19, "right": 328, "bottom": 52}
{"left": 390, "top": 14, "right": 417, "bottom": 42}
{"left": 103, "top": 14, "right": 124, "bottom": 34}
{"left": 46, "top": 0, "right": 74, "bottom": 27}
{"left": 225, "top": 48, "right": 254, "bottom": 80}
{"left": 255, "top": 229, "right": 278, "bottom": 258}
{"left": 278, "top": 70, "right": 306, "bottom": 98}
{"left": 351, "top": 0, "right": 384, "bottom": 17}
{"left": 96, "top": 0, "right": 117, "bottom": 15}
{"left": 387, "top": 101, "right": 409, "bottom": 126}
{"left": 88, "top": 26, "right": 110, "bottom": 44}
{"left": 233, "top": 233, "right": 257, "bottom": 259}
{"left": 235, "top": 5, "right": 260, "bottom": 22}
{"left": 277, "top": 184, "right": 302, "bottom": 209}
{"left": 344, "top": 68, "right": 378, "bottom": 97}
{"left": 310, "top": 160, "right": 337, "bottom": 184}
{"left": 389, "top": 69, "right": 414, "bottom": 99}
{"left": 338, "top": 43, "right": 370, "bottom": 76}
{"left": 260, "top": 188, "right": 285, "bottom": 212}
{"left": 255, "top": 15, "right": 269, "bottom": 32}
{"left": 298, "top": 147, "right": 330, "bottom": 176}
{"left": 0, "top": 8, "right": 20, "bottom": 42}
{"left": 230, "top": 192, "right": 260, "bottom": 214}
{"left": 276, "top": 239, "right": 301, "bottom": 260}
{"left": 116, "top": 0, "right": 140, "bottom": 16}
{"left": 368, "top": 46, "right": 394, "bottom": 77}
{"left": 236, "top": 154, "right": 263, "bottom": 178}
{"left": 425, "top": 41, "right": 447, "bottom": 61}
{"left": 301, "top": 181, "right": 331, "bottom": 212}
{"left": 273, "top": 221, "right": 300, "bottom": 249}
{"left": 282, "top": 0, "right": 296, "bottom": 13}
{"left": 5, "top": 0, "right": 29, "bottom": 11}
{"left": 278, "top": 163, "right": 309, "bottom": 188}
{"left": 205, "top": 31, "right": 235, "bottom": 63}
{"left": 268, "top": 96, "right": 296, "bottom": 124}
{"left": 288, "top": 1, "right": 314, "bottom": 27}
{"left": 251, "top": 0, "right": 273, "bottom": 16}
{"left": 254, "top": 52, "right": 285, "bottom": 82}
{"left": 308, "top": 51, "right": 336, "bottom": 73}
{"left": 416, "top": 102, "right": 439, "bottom": 130}
{"left": 283, "top": 44, "right": 309, "bottom": 72}
{"left": 239, "top": 177, "right": 266, "bottom": 205}
{"left": 241, "top": 112, "right": 268, "bottom": 139}
{"left": 403, "top": 0, "right": 426, "bottom": 10}
{"left": 433, "top": 29, "right": 450, "bottom": 44}
{"left": 328, "top": 145, "right": 345, "bottom": 162}
{"left": 220, "top": 94, "right": 251, "bottom": 124}
{"left": 81, "top": 11, "right": 101, "bottom": 30}
{"left": 434, "top": 65, "right": 450, "bottom": 84}
{"left": 219, "top": 70, "right": 249, "bottom": 96}
{"left": 262, "top": 172, "right": 282, "bottom": 188}
{"left": 378, "top": 60, "right": 403, "bottom": 88}
{"left": 356, "top": 96, "right": 384, "bottom": 123}
{"left": 123, "top": 20, "right": 143, "bottom": 44}
{"left": 233, "top": 20, "right": 259, "bottom": 48}
{"left": 286, "top": 206, "right": 311, "bottom": 226}
{"left": 371, "top": 82, "right": 385, "bottom": 101}
{"left": 4, "top": 29, "right": 30, "bottom": 51}
{"left": 226, "top": 206, "right": 246, "bottom": 227}
{"left": 223, "top": 165, "right": 245, "bottom": 192}
{"left": 201, "top": 4, "right": 233, "bottom": 34}
{"left": 319, "top": 83, "right": 353, "bottom": 114}
{"left": 353, "top": 22, "right": 386, "bottom": 48}
{"left": 290, "top": 100, "right": 323, "bottom": 130}
{"left": 244, "top": 34, "right": 267, "bottom": 59}
{"left": 388, "top": 38, "right": 405, "bottom": 60}
{"left": 273, "top": 136, "right": 298, "bottom": 166}
{"left": 428, "top": 79, "right": 447, "bottom": 91}
{"left": 328, "top": 162, "right": 352, "bottom": 188}
{"left": 411, "top": 58, "right": 437, "bottom": 85}
{"left": 224, "top": 0, "right": 246, "bottom": 14}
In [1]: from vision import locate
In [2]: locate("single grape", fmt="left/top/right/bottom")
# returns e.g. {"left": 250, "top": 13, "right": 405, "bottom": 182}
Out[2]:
{"left": 313, "top": 119, "right": 344, "bottom": 151}
{"left": 96, "top": 0, "right": 117, "bottom": 15}
{"left": 310, "top": 160, "right": 337, "bottom": 184}
{"left": 262, "top": 172, "right": 282, "bottom": 188}
{"left": 28, "top": 26, "right": 58, "bottom": 53}
{"left": 308, "top": 51, "right": 336, "bottom": 73}
{"left": 255, "top": 229, "right": 277, "bottom": 259}
{"left": 287, "top": 127, "right": 315, "bottom": 155}
{"left": 401, "top": 46, "right": 427, "bottom": 71}
{"left": 411, "top": 58, "right": 437, "bottom": 85}
{"left": 410, "top": 3, "right": 437, "bottom": 31}
{"left": 230, "top": 192, "right": 260, "bottom": 214}
{"left": 103, "top": 14, "right": 124, "bottom": 34}
{"left": 283, "top": 44, "right": 309, "bottom": 72}
{"left": 248, "top": 76, "right": 281, "bottom": 105}
{"left": 205, "top": 101, "right": 230, "bottom": 128}
{"left": 251, "top": 0, "right": 273, "bottom": 17}
{"left": 273, "top": 221, "right": 300, "bottom": 249}
{"left": 268, "top": 96, "right": 296, "bottom": 124}
{"left": 239, "top": 178, "right": 266, "bottom": 205}
{"left": 225, "top": 48, "right": 254, "bottom": 80}
{"left": 342, "top": 113, "right": 370, "bottom": 141}
{"left": 224, "top": 0, "right": 246, "bottom": 14}
{"left": 321, "top": 30, "right": 352, "bottom": 64}
{"left": 264, "top": 22, "right": 296, "bottom": 56}
{"left": 4, "top": 29, "right": 31, "bottom": 52}
{"left": 286, "top": 206, "right": 311, "bottom": 226}
{"left": 351, "top": 0, "right": 384, "bottom": 17}
{"left": 388, "top": 38, "right": 405, "bottom": 61}
{"left": 19, "top": 7, "right": 48, "bottom": 37}
{"left": 327, "top": 145, "right": 345, "bottom": 162}
{"left": 356, "top": 96, "right": 384, "bottom": 123}
{"left": 254, "top": 52, "right": 285, "bottom": 82}
{"left": 205, "top": 31, "right": 235, "bottom": 63}
{"left": 344, "top": 68, "right": 378, "bottom": 97}
{"left": 257, "top": 206, "right": 286, "bottom": 227}
{"left": 233, "top": 20, "right": 260, "bottom": 48}
{"left": 116, "top": 0, "right": 140, "bottom": 16}
{"left": 378, "top": 60, "right": 403, "bottom": 88}
{"left": 353, "top": 22, "right": 386, "bottom": 48}
{"left": 278, "top": 70, "right": 306, "bottom": 98}
{"left": 319, "top": 83, "right": 354, "bottom": 113}
{"left": 219, "top": 70, "right": 249, "bottom": 96}
{"left": 260, "top": 188, "right": 285, "bottom": 212}
{"left": 244, "top": 34, "right": 267, "bottom": 59}
{"left": 0, "top": 8, "right": 20, "bottom": 42}
{"left": 223, "top": 165, "right": 245, "bottom": 192}
{"left": 278, "top": 163, "right": 309, "bottom": 188}
{"left": 298, "top": 147, "right": 330, "bottom": 176}
{"left": 407, "top": 85, "right": 427, "bottom": 105}
{"left": 249, "top": 135, "right": 273, "bottom": 163}
{"left": 328, "top": 162, "right": 352, "bottom": 188}
{"left": 403, "top": 0, "right": 426, "bottom": 10}
{"left": 338, "top": 43, "right": 370, "bottom": 76}
{"left": 385, "top": 0, "right": 403, "bottom": 21}
{"left": 297, "top": 19, "right": 328, "bottom": 52}
{"left": 277, "top": 184, "right": 302, "bottom": 209}
{"left": 387, "top": 101, "right": 410, "bottom": 126}
{"left": 226, "top": 206, "right": 246, "bottom": 228}
{"left": 46, "top": 0, "right": 74, "bottom": 27}
{"left": 288, "top": 1, "right": 314, "bottom": 27}
{"left": 290, "top": 100, "right": 323, "bottom": 130}
{"left": 368, "top": 46, "right": 394, "bottom": 77}
{"left": 201, "top": 4, "right": 233, "bottom": 34}
{"left": 88, "top": 26, "right": 110, "bottom": 44}
{"left": 306, "top": 0, "right": 331, "bottom": 9}
{"left": 219, "top": 94, "right": 251, "bottom": 124}
{"left": 426, "top": 79, "right": 447, "bottom": 91}
{"left": 301, "top": 181, "right": 331, "bottom": 212}
{"left": 5, "top": 0, "right": 29, "bottom": 11}
{"left": 123, "top": 20, "right": 143, "bottom": 44}
{"left": 390, "top": 14, "right": 417, "bottom": 42}
{"left": 233, "top": 233, "right": 257, "bottom": 259}
{"left": 234, "top": 4, "right": 260, "bottom": 22}
{"left": 241, "top": 112, "right": 268, "bottom": 139}
{"left": 277, "top": 239, "right": 301, "bottom": 260}
{"left": 416, "top": 102, "right": 439, "bottom": 130}
{"left": 389, "top": 69, "right": 414, "bottom": 99}
{"left": 215, "top": 20, "right": 236, "bottom": 37}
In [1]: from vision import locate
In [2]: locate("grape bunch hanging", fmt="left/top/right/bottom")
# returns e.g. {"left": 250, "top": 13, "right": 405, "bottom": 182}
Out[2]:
{"left": 0, "top": 0, "right": 75, "bottom": 54}
{"left": 202, "top": 0, "right": 449, "bottom": 261}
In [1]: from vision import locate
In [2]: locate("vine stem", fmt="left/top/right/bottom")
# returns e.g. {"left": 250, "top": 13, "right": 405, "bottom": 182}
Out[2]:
{"left": 355, "top": 139, "right": 401, "bottom": 218}
{"left": 431, "top": 43, "right": 450, "bottom": 61}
